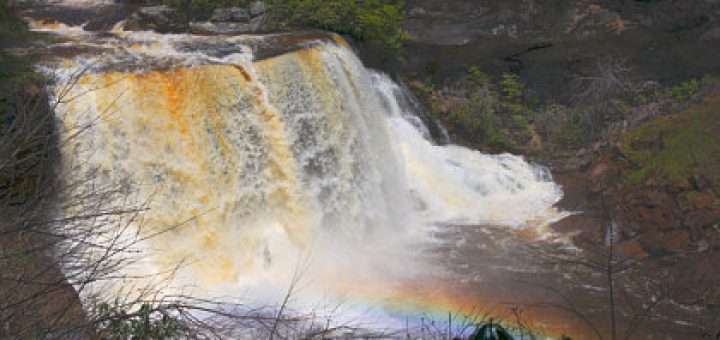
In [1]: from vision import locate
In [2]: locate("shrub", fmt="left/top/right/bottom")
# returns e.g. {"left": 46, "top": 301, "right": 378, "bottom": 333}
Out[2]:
{"left": 500, "top": 73, "right": 524, "bottom": 111}
{"left": 534, "top": 104, "right": 587, "bottom": 148}
{"left": 662, "top": 75, "right": 715, "bottom": 102}
{"left": 444, "top": 66, "right": 525, "bottom": 150}
{"left": 94, "top": 302, "right": 192, "bottom": 339}
{"left": 266, "top": 0, "right": 406, "bottom": 51}
{"left": 467, "top": 65, "right": 492, "bottom": 90}
{"left": 127, "top": 0, "right": 250, "bottom": 21}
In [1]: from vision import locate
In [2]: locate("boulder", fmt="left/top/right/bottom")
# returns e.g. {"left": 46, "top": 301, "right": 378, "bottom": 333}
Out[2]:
{"left": 138, "top": 5, "right": 173, "bottom": 18}
{"left": 560, "top": 157, "right": 585, "bottom": 172}
{"left": 700, "top": 25, "right": 720, "bottom": 41}
{"left": 249, "top": 13, "right": 269, "bottom": 32}
{"left": 125, "top": 5, "right": 185, "bottom": 32}
{"left": 250, "top": 1, "right": 267, "bottom": 17}
{"left": 189, "top": 13, "right": 269, "bottom": 35}
{"left": 189, "top": 21, "right": 254, "bottom": 35}
{"left": 210, "top": 7, "right": 250, "bottom": 22}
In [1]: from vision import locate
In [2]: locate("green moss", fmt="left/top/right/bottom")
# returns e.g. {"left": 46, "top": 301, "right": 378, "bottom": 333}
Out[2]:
{"left": 680, "top": 190, "right": 703, "bottom": 201}
{"left": 622, "top": 95, "right": 720, "bottom": 182}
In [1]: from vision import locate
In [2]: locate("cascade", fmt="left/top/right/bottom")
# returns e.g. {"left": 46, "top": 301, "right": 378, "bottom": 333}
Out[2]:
{"left": 43, "top": 22, "right": 564, "bottom": 318}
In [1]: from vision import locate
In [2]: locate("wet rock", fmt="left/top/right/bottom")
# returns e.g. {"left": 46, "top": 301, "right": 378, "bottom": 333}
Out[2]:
{"left": 189, "top": 21, "right": 254, "bottom": 35}
{"left": 210, "top": 7, "right": 250, "bottom": 23}
{"left": 560, "top": 157, "right": 585, "bottom": 172}
{"left": 21, "top": 4, "right": 136, "bottom": 32}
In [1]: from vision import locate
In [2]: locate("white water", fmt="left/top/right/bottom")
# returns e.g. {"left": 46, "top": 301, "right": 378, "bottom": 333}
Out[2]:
{"left": 38, "top": 21, "right": 564, "bottom": 320}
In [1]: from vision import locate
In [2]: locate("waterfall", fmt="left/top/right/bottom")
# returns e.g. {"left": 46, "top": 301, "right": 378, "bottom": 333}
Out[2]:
{"left": 45, "top": 26, "right": 564, "bottom": 305}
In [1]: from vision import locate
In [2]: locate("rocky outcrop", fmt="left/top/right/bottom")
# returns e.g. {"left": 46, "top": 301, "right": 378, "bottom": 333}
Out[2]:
{"left": 210, "top": 7, "right": 249, "bottom": 23}
{"left": 124, "top": 5, "right": 184, "bottom": 33}
{"left": 398, "top": 0, "right": 720, "bottom": 101}
{"left": 121, "top": 1, "right": 269, "bottom": 34}
{"left": 188, "top": 3, "right": 269, "bottom": 35}
{"left": 552, "top": 90, "right": 720, "bottom": 303}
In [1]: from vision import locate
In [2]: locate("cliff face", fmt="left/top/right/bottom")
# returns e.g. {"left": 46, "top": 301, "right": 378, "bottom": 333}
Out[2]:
{"left": 399, "top": 0, "right": 720, "bottom": 101}
{"left": 396, "top": 0, "right": 720, "bottom": 315}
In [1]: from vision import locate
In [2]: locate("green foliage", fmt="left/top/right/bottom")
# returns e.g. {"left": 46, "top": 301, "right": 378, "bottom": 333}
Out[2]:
{"left": 633, "top": 93, "right": 650, "bottom": 106}
{"left": 500, "top": 73, "right": 524, "bottom": 106}
{"left": 662, "top": 75, "right": 715, "bottom": 102}
{"left": 467, "top": 66, "right": 492, "bottom": 90}
{"left": 534, "top": 104, "right": 587, "bottom": 148}
{"left": 450, "top": 91, "right": 494, "bottom": 130}
{"left": 95, "top": 302, "right": 191, "bottom": 339}
{"left": 0, "top": 2, "right": 46, "bottom": 121}
{"left": 556, "top": 119, "right": 586, "bottom": 146}
{"left": 443, "top": 66, "right": 536, "bottom": 150}
{"left": 266, "top": 0, "right": 406, "bottom": 51}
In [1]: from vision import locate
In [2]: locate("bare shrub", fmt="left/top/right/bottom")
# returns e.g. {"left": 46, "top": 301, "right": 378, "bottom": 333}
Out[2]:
{"left": 571, "top": 56, "right": 635, "bottom": 135}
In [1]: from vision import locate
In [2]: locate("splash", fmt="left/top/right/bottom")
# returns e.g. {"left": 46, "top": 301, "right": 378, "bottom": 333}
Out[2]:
{"left": 43, "top": 21, "right": 566, "bottom": 336}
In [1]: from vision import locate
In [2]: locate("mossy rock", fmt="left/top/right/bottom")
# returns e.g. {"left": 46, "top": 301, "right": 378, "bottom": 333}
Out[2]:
{"left": 621, "top": 94, "right": 720, "bottom": 183}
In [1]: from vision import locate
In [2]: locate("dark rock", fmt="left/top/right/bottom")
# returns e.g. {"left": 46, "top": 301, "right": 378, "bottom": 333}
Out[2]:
{"left": 565, "top": 3, "right": 631, "bottom": 40}
{"left": 189, "top": 21, "right": 254, "bottom": 34}
{"left": 588, "top": 159, "right": 613, "bottom": 193}
{"left": 125, "top": 5, "right": 186, "bottom": 33}
{"left": 618, "top": 239, "right": 647, "bottom": 261}
{"left": 663, "top": 230, "right": 690, "bottom": 253}
{"left": 138, "top": 5, "right": 173, "bottom": 19}
{"left": 700, "top": 25, "right": 720, "bottom": 41}
{"left": 560, "top": 157, "right": 585, "bottom": 172}
{"left": 637, "top": 230, "right": 665, "bottom": 255}
{"left": 689, "top": 174, "right": 709, "bottom": 191}
{"left": 19, "top": 4, "right": 135, "bottom": 32}
{"left": 250, "top": 1, "right": 266, "bottom": 17}
{"left": 694, "top": 193, "right": 715, "bottom": 210}
{"left": 210, "top": 7, "right": 250, "bottom": 23}
{"left": 397, "top": 0, "right": 720, "bottom": 104}
{"left": 249, "top": 14, "right": 269, "bottom": 32}
{"left": 670, "top": 253, "right": 720, "bottom": 304}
